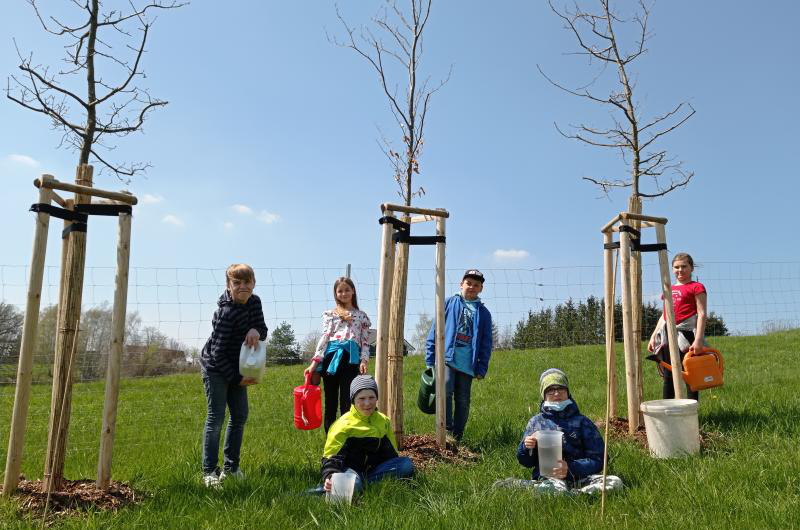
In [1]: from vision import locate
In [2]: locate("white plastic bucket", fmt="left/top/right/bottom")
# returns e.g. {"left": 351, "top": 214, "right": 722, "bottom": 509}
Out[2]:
{"left": 535, "top": 430, "right": 563, "bottom": 477}
{"left": 327, "top": 472, "right": 357, "bottom": 504}
{"left": 640, "top": 399, "right": 700, "bottom": 458}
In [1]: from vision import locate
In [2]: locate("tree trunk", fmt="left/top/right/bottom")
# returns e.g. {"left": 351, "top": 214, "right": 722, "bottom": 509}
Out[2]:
{"left": 43, "top": 164, "right": 92, "bottom": 492}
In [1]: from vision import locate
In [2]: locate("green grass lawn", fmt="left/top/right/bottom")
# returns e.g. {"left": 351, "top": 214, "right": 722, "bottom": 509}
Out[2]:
{"left": 1, "top": 331, "right": 799, "bottom": 529}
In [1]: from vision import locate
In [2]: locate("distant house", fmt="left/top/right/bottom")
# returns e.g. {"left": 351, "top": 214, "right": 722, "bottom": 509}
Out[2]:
{"left": 300, "top": 328, "right": 415, "bottom": 361}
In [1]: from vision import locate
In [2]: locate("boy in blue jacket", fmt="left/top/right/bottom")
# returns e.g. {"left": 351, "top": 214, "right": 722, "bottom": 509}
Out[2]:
{"left": 495, "top": 368, "right": 623, "bottom": 494}
{"left": 425, "top": 269, "right": 493, "bottom": 441}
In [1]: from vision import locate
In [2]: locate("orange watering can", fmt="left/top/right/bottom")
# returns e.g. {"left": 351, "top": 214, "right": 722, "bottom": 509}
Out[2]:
{"left": 294, "top": 372, "right": 322, "bottom": 430}
{"left": 650, "top": 345, "right": 724, "bottom": 392}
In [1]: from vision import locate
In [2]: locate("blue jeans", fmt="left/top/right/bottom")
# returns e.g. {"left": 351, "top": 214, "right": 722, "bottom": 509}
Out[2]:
{"left": 445, "top": 366, "right": 473, "bottom": 440}
{"left": 201, "top": 371, "right": 249, "bottom": 473}
{"left": 352, "top": 456, "right": 414, "bottom": 492}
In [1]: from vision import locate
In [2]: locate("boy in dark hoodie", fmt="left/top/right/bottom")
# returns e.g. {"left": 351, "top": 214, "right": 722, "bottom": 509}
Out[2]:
{"left": 199, "top": 264, "right": 268, "bottom": 487}
{"left": 494, "top": 368, "right": 623, "bottom": 494}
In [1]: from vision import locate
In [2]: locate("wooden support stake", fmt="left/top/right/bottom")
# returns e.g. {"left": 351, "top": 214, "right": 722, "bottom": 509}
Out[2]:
{"left": 386, "top": 230, "right": 410, "bottom": 448}
{"left": 602, "top": 232, "right": 617, "bottom": 419}
{"left": 375, "top": 210, "right": 396, "bottom": 411}
{"left": 2, "top": 180, "right": 53, "bottom": 496}
{"left": 627, "top": 198, "right": 645, "bottom": 425}
{"left": 44, "top": 164, "right": 92, "bottom": 492}
{"left": 97, "top": 212, "right": 132, "bottom": 489}
{"left": 618, "top": 223, "right": 640, "bottom": 433}
{"left": 434, "top": 217, "right": 447, "bottom": 447}
{"left": 655, "top": 224, "right": 684, "bottom": 399}
{"left": 35, "top": 177, "right": 137, "bottom": 205}
{"left": 381, "top": 203, "right": 449, "bottom": 218}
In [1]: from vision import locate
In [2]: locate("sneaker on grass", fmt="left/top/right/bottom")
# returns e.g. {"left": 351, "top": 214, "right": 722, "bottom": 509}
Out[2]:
{"left": 220, "top": 468, "right": 246, "bottom": 482}
{"left": 203, "top": 469, "right": 221, "bottom": 488}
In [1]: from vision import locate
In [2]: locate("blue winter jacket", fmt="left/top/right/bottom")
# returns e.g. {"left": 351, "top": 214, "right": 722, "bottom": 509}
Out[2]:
{"left": 516, "top": 397, "right": 604, "bottom": 483}
{"left": 425, "top": 294, "right": 493, "bottom": 377}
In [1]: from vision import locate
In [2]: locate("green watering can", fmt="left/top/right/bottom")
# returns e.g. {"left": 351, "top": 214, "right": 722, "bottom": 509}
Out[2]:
{"left": 417, "top": 366, "right": 436, "bottom": 415}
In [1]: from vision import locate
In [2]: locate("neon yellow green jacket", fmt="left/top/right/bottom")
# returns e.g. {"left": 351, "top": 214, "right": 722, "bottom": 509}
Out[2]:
{"left": 321, "top": 405, "right": 399, "bottom": 482}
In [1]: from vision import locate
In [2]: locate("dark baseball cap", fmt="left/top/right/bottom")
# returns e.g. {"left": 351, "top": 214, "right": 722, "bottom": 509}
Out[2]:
{"left": 462, "top": 269, "right": 485, "bottom": 283}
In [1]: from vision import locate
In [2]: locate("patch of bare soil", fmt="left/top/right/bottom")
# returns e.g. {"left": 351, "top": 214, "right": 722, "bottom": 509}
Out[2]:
{"left": 4, "top": 478, "right": 142, "bottom": 522}
{"left": 400, "top": 434, "right": 481, "bottom": 471}
{"left": 595, "top": 418, "right": 648, "bottom": 448}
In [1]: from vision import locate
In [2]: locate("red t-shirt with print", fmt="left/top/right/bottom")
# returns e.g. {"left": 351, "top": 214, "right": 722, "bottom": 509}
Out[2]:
{"left": 663, "top": 281, "right": 706, "bottom": 323}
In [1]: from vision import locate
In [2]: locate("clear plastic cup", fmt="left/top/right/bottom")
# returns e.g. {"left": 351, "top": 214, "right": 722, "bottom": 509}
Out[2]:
{"left": 535, "top": 430, "right": 563, "bottom": 478}
{"left": 327, "top": 472, "right": 356, "bottom": 504}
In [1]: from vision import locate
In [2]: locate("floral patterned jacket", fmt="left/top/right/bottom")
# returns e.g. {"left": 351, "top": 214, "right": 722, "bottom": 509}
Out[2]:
{"left": 313, "top": 309, "right": 372, "bottom": 363}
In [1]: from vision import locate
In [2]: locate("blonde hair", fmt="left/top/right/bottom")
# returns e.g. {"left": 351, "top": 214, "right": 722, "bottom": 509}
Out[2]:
{"left": 226, "top": 263, "right": 255, "bottom": 286}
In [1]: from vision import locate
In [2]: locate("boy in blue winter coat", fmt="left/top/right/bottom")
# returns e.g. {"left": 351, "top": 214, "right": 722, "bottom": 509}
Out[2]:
{"left": 495, "top": 368, "right": 623, "bottom": 495}
{"left": 425, "top": 269, "right": 493, "bottom": 441}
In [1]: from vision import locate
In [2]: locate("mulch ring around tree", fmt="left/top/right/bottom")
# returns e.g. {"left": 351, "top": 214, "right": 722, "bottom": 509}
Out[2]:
{"left": 6, "top": 478, "right": 142, "bottom": 521}
{"left": 596, "top": 417, "right": 648, "bottom": 448}
{"left": 400, "top": 434, "right": 481, "bottom": 471}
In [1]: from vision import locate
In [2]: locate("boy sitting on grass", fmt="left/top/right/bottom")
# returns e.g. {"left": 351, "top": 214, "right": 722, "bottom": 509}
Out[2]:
{"left": 494, "top": 368, "right": 623, "bottom": 495}
{"left": 312, "top": 375, "right": 414, "bottom": 496}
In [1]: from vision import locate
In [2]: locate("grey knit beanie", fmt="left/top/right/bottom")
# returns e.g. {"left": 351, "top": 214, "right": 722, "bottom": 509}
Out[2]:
{"left": 350, "top": 375, "right": 379, "bottom": 403}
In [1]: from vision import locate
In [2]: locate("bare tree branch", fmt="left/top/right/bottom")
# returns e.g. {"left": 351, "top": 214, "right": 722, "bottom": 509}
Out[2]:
{"left": 543, "top": 0, "right": 695, "bottom": 200}
{"left": 6, "top": 0, "right": 183, "bottom": 181}
{"left": 332, "top": 0, "right": 448, "bottom": 205}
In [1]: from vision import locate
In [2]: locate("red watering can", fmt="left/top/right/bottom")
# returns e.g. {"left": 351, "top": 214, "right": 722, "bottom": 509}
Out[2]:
{"left": 294, "top": 372, "right": 322, "bottom": 430}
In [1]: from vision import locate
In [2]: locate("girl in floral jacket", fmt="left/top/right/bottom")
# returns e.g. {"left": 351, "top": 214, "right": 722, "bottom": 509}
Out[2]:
{"left": 305, "top": 277, "right": 372, "bottom": 432}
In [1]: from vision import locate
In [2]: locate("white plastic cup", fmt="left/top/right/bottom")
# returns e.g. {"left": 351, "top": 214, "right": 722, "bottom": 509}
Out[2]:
{"left": 327, "top": 472, "right": 356, "bottom": 504}
{"left": 535, "top": 430, "right": 563, "bottom": 478}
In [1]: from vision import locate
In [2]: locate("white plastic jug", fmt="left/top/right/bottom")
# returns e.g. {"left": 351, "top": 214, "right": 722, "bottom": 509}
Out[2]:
{"left": 239, "top": 340, "right": 267, "bottom": 382}
{"left": 327, "top": 471, "right": 357, "bottom": 504}
{"left": 640, "top": 399, "right": 699, "bottom": 458}
{"left": 535, "top": 430, "right": 563, "bottom": 478}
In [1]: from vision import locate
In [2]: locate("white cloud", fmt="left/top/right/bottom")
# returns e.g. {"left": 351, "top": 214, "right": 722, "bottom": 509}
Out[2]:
{"left": 257, "top": 210, "right": 280, "bottom": 224}
{"left": 141, "top": 193, "right": 164, "bottom": 204}
{"left": 223, "top": 221, "right": 234, "bottom": 230}
{"left": 232, "top": 204, "right": 253, "bottom": 215}
{"left": 493, "top": 249, "right": 530, "bottom": 260}
{"left": 7, "top": 154, "right": 39, "bottom": 167}
{"left": 161, "top": 214, "right": 184, "bottom": 227}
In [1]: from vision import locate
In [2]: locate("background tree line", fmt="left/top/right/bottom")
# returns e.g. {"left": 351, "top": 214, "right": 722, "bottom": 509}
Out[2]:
{"left": 511, "top": 296, "right": 728, "bottom": 350}
{"left": 0, "top": 301, "right": 306, "bottom": 384}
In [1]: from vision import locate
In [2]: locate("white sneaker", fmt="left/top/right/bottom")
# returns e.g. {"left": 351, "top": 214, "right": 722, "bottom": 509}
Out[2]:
{"left": 220, "top": 468, "right": 245, "bottom": 482}
{"left": 203, "top": 470, "right": 221, "bottom": 488}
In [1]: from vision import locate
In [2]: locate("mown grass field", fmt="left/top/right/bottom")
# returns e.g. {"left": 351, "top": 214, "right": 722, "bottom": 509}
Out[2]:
{"left": 1, "top": 331, "right": 799, "bottom": 529}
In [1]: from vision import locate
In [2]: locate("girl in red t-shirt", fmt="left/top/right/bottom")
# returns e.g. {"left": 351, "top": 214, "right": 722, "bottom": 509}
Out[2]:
{"left": 647, "top": 253, "right": 708, "bottom": 399}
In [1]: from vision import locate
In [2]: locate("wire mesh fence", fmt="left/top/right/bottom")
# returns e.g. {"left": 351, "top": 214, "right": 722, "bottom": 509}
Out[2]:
{"left": 0, "top": 259, "right": 798, "bottom": 466}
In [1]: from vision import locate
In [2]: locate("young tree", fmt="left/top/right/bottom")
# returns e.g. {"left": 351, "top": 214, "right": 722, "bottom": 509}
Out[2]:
{"left": 333, "top": 0, "right": 450, "bottom": 446}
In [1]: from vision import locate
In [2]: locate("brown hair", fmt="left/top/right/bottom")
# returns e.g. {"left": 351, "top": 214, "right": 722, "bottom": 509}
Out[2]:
{"left": 333, "top": 277, "right": 359, "bottom": 310}
{"left": 671, "top": 253, "right": 695, "bottom": 269}
{"left": 225, "top": 263, "right": 255, "bottom": 286}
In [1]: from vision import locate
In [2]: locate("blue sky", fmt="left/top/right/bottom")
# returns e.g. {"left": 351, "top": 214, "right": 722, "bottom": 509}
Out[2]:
{"left": 1, "top": 1, "right": 799, "bottom": 341}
